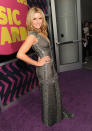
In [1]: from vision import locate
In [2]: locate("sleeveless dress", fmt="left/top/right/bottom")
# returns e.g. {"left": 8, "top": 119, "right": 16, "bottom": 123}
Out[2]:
{"left": 29, "top": 31, "right": 64, "bottom": 126}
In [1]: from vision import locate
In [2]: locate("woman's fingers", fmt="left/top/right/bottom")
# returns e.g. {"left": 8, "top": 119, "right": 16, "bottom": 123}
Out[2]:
{"left": 42, "top": 56, "right": 50, "bottom": 62}
{"left": 38, "top": 57, "right": 41, "bottom": 61}
{"left": 37, "top": 56, "right": 51, "bottom": 66}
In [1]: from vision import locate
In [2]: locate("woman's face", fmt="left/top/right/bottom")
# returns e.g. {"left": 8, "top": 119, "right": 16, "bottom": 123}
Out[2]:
{"left": 32, "top": 12, "right": 43, "bottom": 29}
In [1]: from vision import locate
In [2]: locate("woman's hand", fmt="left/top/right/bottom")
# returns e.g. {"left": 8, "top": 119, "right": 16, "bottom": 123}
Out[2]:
{"left": 37, "top": 56, "right": 51, "bottom": 66}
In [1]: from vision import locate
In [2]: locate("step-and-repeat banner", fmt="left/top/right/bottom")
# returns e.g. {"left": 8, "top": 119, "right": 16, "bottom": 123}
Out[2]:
{"left": 0, "top": 0, "right": 28, "bottom": 55}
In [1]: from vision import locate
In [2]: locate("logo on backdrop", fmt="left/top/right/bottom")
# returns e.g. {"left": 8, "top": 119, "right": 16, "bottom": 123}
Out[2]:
{"left": 17, "top": 0, "right": 27, "bottom": 5}
{"left": 0, "top": 0, "right": 28, "bottom": 55}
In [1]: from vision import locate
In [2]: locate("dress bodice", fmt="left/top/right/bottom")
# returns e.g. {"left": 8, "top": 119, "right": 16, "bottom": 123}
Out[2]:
{"left": 29, "top": 31, "right": 52, "bottom": 58}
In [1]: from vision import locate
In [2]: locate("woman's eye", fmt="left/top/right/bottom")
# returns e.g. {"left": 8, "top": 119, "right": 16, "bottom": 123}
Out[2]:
{"left": 33, "top": 18, "right": 36, "bottom": 20}
{"left": 39, "top": 18, "right": 42, "bottom": 20}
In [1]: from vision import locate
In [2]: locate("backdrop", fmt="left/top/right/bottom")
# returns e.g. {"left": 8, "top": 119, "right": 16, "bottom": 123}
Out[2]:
{"left": 0, "top": 0, "right": 28, "bottom": 55}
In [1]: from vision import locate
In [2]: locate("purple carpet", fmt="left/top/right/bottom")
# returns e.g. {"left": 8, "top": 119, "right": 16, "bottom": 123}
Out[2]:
{"left": 0, "top": 69, "right": 92, "bottom": 131}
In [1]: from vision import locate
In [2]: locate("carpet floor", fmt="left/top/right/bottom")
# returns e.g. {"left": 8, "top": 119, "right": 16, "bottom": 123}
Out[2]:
{"left": 0, "top": 69, "right": 92, "bottom": 131}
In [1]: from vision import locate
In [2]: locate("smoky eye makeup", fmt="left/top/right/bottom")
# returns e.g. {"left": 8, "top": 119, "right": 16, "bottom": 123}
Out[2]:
{"left": 32, "top": 17, "right": 42, "bottom": 20}
{"left": 33, "top": 18, "right": 36, "bottom": 20}
{"left": 39, "top": 17, "right": 42, "bottom": 19}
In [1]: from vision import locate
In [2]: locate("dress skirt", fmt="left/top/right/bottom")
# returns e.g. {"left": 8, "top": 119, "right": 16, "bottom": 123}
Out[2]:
{"left": 36, "top": 60, "right": 63, "bottom": 126}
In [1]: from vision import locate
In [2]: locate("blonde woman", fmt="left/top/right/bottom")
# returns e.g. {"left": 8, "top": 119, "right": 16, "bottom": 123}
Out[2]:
{"left": 17, "top": 7, "right": 73, "bottom": 126}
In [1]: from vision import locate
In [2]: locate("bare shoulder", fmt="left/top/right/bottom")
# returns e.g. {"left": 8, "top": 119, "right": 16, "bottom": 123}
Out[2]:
{"left": 18, "top": 34, "right": 38, "bottom": 53}
{"left": 26, "top": 34, "right": 38, "bottom": 45}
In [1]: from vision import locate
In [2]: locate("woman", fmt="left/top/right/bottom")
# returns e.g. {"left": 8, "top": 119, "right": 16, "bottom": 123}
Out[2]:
{"left": 88, "top": 23, "right": 92, "bottom": 56}
{"left": 82, "top": 22, "right": 89, "bottom": 63}
{"left": 17, "top": 7, "right": 73, "bottom": 126}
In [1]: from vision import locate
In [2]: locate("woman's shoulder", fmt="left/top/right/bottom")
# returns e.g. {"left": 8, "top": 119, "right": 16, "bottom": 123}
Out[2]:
{"left": 28, "top": 31, "right": 40, "bottom": 43}
{"left": 28, "top": 31, "right": 40, "bottom": 40}
{"left": 28, "top": 31, "right": 38, "bottom": 37}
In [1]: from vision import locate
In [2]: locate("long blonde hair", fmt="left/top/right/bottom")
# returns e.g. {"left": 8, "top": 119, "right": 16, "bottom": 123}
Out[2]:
{"left": 26, "top": 7, "right": 48, "bottom": 36}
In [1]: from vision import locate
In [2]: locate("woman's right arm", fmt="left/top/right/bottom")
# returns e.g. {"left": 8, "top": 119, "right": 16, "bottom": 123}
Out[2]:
{"left": 16, "top": 35, "right": 39, "bottom": 66}
{"left": 16, "top": 35, "right": 50, "bottom": 66}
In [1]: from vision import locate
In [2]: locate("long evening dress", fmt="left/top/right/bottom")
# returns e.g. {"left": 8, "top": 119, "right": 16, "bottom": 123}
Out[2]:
{"left": 29, "top": 31, "right": 72, "bottom": 126}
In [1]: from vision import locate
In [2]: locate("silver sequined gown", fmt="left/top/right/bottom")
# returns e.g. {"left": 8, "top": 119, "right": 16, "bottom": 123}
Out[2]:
{"left": 29, "top": 31, "right": 63, "bottom": 126}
